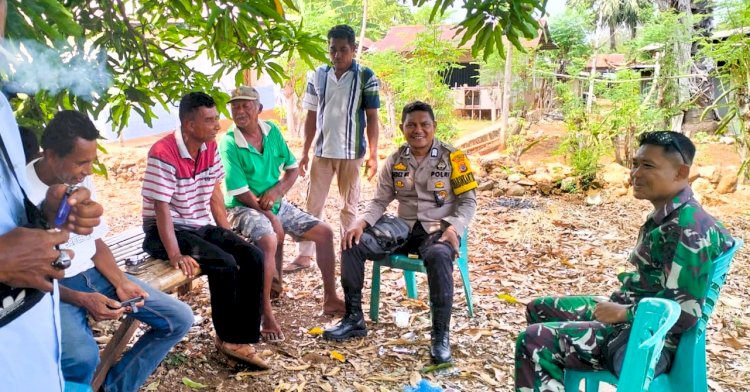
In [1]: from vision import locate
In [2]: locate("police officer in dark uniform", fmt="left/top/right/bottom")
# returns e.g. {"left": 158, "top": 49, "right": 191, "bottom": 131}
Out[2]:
{"left": 323, "top": 101, "right": 477, "bottom": 364}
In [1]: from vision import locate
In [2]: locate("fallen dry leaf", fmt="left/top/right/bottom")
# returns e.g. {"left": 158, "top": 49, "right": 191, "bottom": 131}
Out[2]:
{"left": 329, "top": 350, "right": 345, "bottom": 362}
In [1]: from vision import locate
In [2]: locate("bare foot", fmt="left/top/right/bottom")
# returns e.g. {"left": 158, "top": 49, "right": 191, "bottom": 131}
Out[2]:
{"left": 283, "top": 255, "right": 313, "bottom": 273}
{"left": 323, "top": 295, "right": 346, "bottom": 316}
{"left": 261, "top": 313, "right": 284, "bottom": 342}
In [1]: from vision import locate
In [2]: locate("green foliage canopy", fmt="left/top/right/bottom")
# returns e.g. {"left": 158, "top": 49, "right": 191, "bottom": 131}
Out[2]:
{"left": 363, "top": 27, "right": 463, "bottom": 142}
{"left": 5, "top": 0, "right": 327, "bottom": 133}
{"left": 3, "top": 0, "right": 546, "bottom": 135}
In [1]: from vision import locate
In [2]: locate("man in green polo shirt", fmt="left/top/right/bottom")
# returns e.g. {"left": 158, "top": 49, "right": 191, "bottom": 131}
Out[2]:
{"left": 220, "top": 86, "right": 345, "bottom": 342}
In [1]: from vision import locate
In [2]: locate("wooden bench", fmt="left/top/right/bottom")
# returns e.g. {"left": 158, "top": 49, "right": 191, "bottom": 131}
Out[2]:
{"left": 91, "top": 227, "right": 201, "bottom": 391}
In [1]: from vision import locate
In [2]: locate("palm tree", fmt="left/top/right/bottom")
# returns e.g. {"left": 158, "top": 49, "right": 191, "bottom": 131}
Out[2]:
{"left": 568, "top": 0, "right": 648, "bottom": 50}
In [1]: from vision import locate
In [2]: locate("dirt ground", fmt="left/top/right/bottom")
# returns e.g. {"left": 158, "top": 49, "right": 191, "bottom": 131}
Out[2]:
{"left": 92, "top": 122, "right": 750, "bottom": 392}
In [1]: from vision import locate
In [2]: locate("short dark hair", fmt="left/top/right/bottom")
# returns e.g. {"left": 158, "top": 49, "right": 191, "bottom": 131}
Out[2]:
{"left": 637, "top": 131, "right": 696, "bottom": 166}
{"left": 19, "top": 126, "right": 41, "bottom": 164}
{"left": 327, "top": 25, "right": 356, "bottom": 47}
{"left": 179, "top": 92, "right": 216, "bottom": 123}
{"left": 41, "top": 110, "right": 100, "bottom": 157}
{"left": 401, "top": 101, "right": 435, "bottom": 123}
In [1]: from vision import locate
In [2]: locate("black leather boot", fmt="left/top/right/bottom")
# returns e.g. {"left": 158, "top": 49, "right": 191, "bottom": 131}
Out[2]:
{"left": 430, "top": 306, "right": 452, "bottom": 364}
{"left": 323, "top": 292, "right": 366, "bottom": 341}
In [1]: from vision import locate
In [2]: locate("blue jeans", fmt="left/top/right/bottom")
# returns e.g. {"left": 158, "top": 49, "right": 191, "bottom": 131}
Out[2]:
{"left": 59, "top": 268, "right": 194, "bottom": 392}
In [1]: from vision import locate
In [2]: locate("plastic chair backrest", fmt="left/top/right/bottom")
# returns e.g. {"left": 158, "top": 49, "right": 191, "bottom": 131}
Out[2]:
{"left": 662, "top": 238, "right": 742, "bottom": 391}
{"left": 617, "top": 298, "right": 681, "bottom": 392}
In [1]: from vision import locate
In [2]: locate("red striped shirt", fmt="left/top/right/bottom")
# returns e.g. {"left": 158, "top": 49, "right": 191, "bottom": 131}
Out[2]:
{"left": 142, "top": 132, "right": 224, "bottom": 228}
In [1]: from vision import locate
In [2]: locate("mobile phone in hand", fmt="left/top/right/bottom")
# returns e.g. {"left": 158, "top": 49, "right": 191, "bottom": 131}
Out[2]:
{"left": 108, "top": 296, "right": 145, "bottom": 313}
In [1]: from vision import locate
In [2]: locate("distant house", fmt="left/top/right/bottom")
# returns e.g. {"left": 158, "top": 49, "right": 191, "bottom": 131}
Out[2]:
{"left": 573, "top": 53, "right": 628, "bottom": 102}
{"left": 633, "top": 27, "right": 750, "bottom": 129}
{"left": 369, "top": 21, "right": 557, "bottom": 120}
{"left": 582, "top": 53, "right": 627, "bottom": 75}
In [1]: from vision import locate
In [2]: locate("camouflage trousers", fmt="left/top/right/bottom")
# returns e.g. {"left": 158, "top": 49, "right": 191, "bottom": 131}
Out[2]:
{"left": 514, "top": 295, "right": 615, "bottom": 392}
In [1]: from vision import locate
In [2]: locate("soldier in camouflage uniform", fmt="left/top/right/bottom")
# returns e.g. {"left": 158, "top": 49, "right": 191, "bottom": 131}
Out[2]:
{"left": 514, "top": 131, "right": 734, "bottom": 392}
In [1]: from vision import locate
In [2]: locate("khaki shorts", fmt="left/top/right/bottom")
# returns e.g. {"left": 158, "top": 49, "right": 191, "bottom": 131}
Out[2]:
{"left": 228, "top": 200, "right": 321, "bottom": 242}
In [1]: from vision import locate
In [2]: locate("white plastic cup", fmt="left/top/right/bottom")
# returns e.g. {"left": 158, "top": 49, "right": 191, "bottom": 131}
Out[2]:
{"left": 394, "top": 309, "right": 410, "bottom": 328}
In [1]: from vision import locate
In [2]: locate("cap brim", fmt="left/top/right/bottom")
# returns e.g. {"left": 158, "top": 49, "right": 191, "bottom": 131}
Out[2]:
{"left": 228, "top": 96, "right": 258, "bottom": 102}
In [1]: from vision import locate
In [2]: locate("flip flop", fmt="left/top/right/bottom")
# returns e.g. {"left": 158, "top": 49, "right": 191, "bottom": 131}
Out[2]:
{"left": 214, "top": 336, "right": 270, "bottom": 369}
{"left": 282, "top": 260, "right": 312, "bottom": 273}
{"left": 261, "top": 330, "right": 286, "bottom": 343}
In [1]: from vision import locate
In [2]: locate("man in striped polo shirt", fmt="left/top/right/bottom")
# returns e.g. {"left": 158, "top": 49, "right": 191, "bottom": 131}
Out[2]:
{"left": 141, "top": 92, "right": 269, "bottom": 369}
{"left": 293, "top": 24, "right": 380, "bottom": 271}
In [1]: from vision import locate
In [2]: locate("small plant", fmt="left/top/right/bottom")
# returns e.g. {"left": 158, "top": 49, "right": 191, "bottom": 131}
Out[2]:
{"left": 555, "top": 82, "right": 605, "bottom": 191}
{"left": 506, "top": 134, "right": 544, "bottom": 166}
{"left": 163, "top": 352, "right": 189, "bottom": 368}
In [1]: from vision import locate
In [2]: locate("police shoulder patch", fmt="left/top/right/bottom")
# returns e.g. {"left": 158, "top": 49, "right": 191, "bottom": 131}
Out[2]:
{"left": 449, "top": 149, "right": 478, "bottom": 195}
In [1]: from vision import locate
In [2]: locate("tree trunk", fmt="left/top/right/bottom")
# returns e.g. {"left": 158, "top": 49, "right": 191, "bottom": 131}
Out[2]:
{"left": 383, "top": 87, "right": 396, "bottom": 139}
{"left": 587, "top": 12, "right": 604, "bottom": 114}
{"left": 356, "top": 0, "right": 368, "bottom": 59}
{"left": 585, "top": 52, "right": 597, "bottom": 113}
{"left": 282, "top": 83, "right": 299, "bottom": 137}
{"left": 670, "top": 0, "right": 694, "bottom": 133}
{"left": 609, "top": 22, "right": 617, "bottom": 51}
{"left": 499, "top": 43, "right": 513, "bottom": 152}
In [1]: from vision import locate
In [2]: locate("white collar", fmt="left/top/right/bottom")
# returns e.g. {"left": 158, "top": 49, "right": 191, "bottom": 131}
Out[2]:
{"left": 175, "top": 129, "right": 206, "bottom": 159}
{"left": 233, "top": 120, "right": 270, "bottom": 149}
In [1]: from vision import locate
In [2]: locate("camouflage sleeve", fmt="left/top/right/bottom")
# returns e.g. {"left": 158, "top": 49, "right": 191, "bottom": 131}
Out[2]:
{"left": 645, "top": 206, "right": 727, "bottom": 334}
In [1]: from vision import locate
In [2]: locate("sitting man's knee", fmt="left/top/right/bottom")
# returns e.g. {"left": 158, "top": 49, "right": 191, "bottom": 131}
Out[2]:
{"left": 319, "top": 221, "right": 334, "bottom": 238}
{"left": 310, "top": 221, "right": 334, "bottom": 243}
{"left": 173, "top": 301, "right": 195, "bottom": 336}
{"left": 421, "top": 242, "right": 453, "bottom": 262}
{"left": 526, "top": 299, "right": 542, "bottom": 320}
{"left": 62, "top": 339, "right": 100, "bottom": 381}
{"left": 258, "top": 233, "right": 278, "bottom": 251}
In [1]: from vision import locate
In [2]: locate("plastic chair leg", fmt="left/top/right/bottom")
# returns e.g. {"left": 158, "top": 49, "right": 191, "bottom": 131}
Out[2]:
{"left": 404, "top": 270, "right": 418, "bottom": 299}
{"left": 584, "top": 378, "right": 601, "bottom": 392}
{"left": 456, "top": 256, "right": 474, "bottom": 317}
{"left": 370, "top": 261, "right": 382, "bottom": 322}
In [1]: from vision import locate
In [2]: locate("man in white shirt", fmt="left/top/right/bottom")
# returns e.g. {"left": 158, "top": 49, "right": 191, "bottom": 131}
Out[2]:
{"left": 28, "top": 110, "right": 193, "bottom": 392}
{"left": 294, "top": 24, "right": 381, "bottom": 271}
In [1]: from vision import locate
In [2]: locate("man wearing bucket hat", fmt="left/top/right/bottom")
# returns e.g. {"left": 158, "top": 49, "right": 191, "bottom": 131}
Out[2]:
{"left": 220, "top": 86, "right": 345, "bottom": 342}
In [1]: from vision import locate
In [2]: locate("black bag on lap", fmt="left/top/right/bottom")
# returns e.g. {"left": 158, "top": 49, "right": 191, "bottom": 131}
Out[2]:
{"left": 359, "top": 213, "right": 410, "bottom": 259}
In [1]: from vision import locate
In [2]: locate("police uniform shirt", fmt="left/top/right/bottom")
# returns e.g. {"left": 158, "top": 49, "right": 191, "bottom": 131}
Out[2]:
{"left": 361, "top": 138, "right": 477, "bottom": 235}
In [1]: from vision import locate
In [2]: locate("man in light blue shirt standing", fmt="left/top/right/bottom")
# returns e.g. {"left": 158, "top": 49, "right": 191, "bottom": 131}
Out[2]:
{"left": 0, "top": 1, "right": 103, "bottom": 388}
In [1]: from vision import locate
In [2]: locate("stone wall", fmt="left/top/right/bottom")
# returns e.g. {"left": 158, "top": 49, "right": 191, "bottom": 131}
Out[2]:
{"left": 475, "top": 156, "right": 739, "bottom": 198}
{"left": 99, "top": 151, "right": 147, "bottom": 183}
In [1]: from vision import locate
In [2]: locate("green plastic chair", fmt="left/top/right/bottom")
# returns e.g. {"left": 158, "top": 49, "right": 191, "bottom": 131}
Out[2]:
{"left": 565, "top": 298, "right": 681, "bottom": 392}
{"left": 369, "top": 228, "right": 474, "bottom": 322}
{"left": 564, "top": 238, "right": 743, "bottom": 392}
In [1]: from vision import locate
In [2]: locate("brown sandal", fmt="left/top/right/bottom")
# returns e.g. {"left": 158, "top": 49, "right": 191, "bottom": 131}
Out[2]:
{"left": 214, "top": 336, "right": 269, "bottom": 369}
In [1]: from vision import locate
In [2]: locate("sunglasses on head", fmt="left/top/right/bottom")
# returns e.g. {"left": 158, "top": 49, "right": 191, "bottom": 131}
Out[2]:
{"left": 647, "top": 132, "right": 688, "bottom": 164}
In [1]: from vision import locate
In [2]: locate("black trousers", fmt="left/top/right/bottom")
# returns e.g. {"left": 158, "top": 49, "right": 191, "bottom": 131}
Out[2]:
{"left": 143, "top": 224, "right": 264, "bottom": 344}
{"left": 341, "top": 222, "right": 455, "bottom": 311}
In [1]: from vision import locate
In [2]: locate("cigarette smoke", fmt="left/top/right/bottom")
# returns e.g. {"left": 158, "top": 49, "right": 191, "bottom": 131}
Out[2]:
{"left": 0, "top": 39, "right": 112, "bottom": 100}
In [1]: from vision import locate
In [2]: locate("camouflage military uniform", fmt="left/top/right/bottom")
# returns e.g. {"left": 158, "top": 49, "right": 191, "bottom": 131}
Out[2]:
{"left": 515, "top": 187, "right": 733, "bottom": 392}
